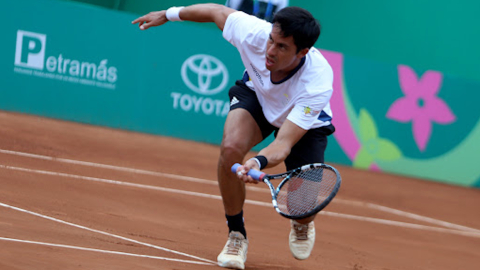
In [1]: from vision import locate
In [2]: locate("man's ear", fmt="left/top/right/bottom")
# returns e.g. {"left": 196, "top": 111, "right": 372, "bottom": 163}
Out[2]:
{"left": 297, "top": 47, "right": 309, "bottom": 58}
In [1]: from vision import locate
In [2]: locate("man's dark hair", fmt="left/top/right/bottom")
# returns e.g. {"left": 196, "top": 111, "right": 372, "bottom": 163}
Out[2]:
{"left": 272, "top": 7, "right": 321, "bottom": 53}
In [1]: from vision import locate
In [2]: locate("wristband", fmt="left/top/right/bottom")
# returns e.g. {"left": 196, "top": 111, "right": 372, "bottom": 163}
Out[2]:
{"left": 250, "top": 155, "right": 268, "bottom": 170}
{"left": 166, "top": 6, "right": 184, "bottom": 21}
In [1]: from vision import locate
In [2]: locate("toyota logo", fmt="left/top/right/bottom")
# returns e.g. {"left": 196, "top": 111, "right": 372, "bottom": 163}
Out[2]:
{"left": 181, "top": 54, "right": 229, "bottom": 95}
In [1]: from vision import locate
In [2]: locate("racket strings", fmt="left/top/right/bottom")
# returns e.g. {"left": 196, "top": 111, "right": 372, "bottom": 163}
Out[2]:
{"left": 276, "top": 167, "right": 337, "bottom": 217}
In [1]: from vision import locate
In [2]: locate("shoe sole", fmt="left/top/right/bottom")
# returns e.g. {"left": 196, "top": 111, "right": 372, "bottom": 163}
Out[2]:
{"left": 218, "top": 260, "right": 245, "bottom": 270}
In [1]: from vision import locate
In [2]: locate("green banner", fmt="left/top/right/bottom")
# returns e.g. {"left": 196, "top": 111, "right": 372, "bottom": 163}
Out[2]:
{"left": 1, "top": 0, "right": 244, "bottom": 146}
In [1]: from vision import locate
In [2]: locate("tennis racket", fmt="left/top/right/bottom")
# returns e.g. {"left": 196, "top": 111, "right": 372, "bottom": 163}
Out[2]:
{"left": 231, "top": 163, "right": 341, "bottom": 220}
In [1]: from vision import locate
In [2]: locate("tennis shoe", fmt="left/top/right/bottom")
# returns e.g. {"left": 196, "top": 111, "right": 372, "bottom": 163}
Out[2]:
{"left": 217, "top": 231, "right": 248, "bottom": 269}
{"left": 289, "top": 220, "right": 315, "bottom": 260}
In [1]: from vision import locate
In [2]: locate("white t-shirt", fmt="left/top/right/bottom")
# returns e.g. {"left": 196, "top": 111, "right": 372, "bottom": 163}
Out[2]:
{"left": 222, "top": 11, "right": 334, "bottom": 130}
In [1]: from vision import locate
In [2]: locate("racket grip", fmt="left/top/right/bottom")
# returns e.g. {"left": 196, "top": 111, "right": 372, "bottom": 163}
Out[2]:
{"left": 231, "top": 163, "right": 265, "bottom": 181}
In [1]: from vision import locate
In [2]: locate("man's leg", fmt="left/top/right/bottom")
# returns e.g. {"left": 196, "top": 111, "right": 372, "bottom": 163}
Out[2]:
{"left": 283, "top": 126, "right": 330, "bottom": 260}
{"left": 218, "top": 108, "right": 263, "bottom": 216}
{"left": 217, "top": 108, "right": 263, "bottom": 269}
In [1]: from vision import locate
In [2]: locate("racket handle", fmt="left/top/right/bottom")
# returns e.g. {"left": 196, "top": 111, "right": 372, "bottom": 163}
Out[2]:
{"left": 231, "top": 163, "right": 265, "bottom": 181}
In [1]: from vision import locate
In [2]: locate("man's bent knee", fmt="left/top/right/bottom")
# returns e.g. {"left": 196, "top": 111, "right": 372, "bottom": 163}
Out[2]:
{"left": 220, "top": 141, "right": 247, "bottom": 167}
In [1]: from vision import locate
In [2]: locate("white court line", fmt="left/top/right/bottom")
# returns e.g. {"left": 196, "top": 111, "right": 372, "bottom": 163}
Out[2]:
{"left": 320, "top": 212, "right": 480, "bottom": 239}
{"left": 0, "top": 149, "right": 216, "bottom": 185}
{"left": 0, "top": 237, "right": 214, "bottom": 266}
{"left": 334, "top": 199, "right": 480, "bottom": 233}
{"left": 1, "top": 148, "right": 479, "bottom": 233}
{"left": 2, "top": 165, "right": 480, "bottom": 239}
{"left": 0, "top": 200, "right": 216, "bottom": 265}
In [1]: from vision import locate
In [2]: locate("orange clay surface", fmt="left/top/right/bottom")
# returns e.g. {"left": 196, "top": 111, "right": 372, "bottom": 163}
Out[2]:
{"left": 0, "top": 111, "right": 479, "bottom": 270}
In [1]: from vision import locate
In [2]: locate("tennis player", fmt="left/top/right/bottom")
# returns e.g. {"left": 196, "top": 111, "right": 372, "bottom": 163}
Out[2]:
{"left": 132, "top": 4, "right": 335, "bottom": 269}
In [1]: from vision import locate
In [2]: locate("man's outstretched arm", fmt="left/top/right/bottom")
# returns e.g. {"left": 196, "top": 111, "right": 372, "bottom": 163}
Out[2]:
{"left": 131, "top": 4, "right": 236, "bottom": 31}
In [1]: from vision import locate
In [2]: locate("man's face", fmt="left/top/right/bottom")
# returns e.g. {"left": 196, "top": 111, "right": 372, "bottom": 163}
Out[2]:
{"left": 265, "top": 25, "right": 307, "bottom": 75}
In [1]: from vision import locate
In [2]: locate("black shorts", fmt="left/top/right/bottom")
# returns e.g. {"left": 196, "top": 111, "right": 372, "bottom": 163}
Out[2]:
{"left": 228, "top": 80, "right": 335, "bottom": 171}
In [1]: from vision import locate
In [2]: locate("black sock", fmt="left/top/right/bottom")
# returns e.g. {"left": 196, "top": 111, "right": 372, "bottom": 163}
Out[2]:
{"left": 226, "top": 211, "right": 247, "bottom": 239}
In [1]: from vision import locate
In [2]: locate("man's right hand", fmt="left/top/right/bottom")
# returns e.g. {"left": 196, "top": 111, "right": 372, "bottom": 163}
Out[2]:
{"left": 235, "top": 159, "right": 261, "bottom": 184}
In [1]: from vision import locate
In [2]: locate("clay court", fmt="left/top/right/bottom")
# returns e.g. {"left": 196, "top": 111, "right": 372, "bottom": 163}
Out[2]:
{"left": 0, "top": 110, "right": 479, "bottom": 270}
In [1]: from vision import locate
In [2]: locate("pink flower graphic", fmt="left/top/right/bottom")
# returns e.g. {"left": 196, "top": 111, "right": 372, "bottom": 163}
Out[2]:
{"left": 387, "top": 65, "right": 456, "bottom": 151}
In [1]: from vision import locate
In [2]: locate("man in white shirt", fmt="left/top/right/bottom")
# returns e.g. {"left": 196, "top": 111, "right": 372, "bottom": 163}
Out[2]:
{"left": 133, "top": 4, "right": 334, "bottom": 269}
